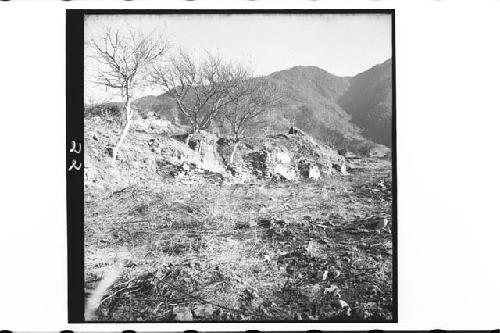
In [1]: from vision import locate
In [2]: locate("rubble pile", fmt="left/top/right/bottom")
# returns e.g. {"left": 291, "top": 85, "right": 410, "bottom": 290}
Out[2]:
{"left": 85, "top": 114, "right": 350, "bottom": 190}
{"left": 225, "top": 127, "right": 349, "bottom": 181}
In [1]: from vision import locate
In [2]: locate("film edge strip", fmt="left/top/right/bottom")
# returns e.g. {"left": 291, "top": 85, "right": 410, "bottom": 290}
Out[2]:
{"left": 0, "top": 328, "right": 500, "bottom": 333}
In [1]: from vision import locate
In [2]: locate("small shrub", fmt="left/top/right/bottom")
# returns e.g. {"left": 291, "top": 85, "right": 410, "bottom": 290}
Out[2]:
{"left": 84, "top": 103, "right": 124, "bottom": 121}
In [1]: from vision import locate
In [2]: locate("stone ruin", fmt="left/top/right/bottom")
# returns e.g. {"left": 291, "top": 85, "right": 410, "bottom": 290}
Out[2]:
{"left": 168, "top": 131, "right": 226, "bottom": 174}
{"left": 242, "top": 146, "right": 297, "bottom": 181}
{"left": 240, "top": 146, "right": 330, "bottom": 181}
{"left": 152, "top": 127, "right": 348, "bottom": 183}
{"left": 298, "top": 160, "right": 321, "bottom": 180}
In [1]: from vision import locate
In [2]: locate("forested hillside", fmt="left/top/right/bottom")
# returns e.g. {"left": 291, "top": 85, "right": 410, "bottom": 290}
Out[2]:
{"left": 339, "top": 59, "right": 393, "bottom": 147}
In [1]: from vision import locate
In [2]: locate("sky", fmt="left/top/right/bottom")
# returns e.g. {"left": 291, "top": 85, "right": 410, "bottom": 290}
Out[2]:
{"left": 84, "top": 14, "right": 392, "bottom": 102}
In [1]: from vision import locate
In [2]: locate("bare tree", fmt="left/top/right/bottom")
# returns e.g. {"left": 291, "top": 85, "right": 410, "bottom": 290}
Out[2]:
{"left": 224, "top": 78, "right": 283, "bottom": 164}
{"left": 280, "top": 89, "right": 302, "bottom": 133}
{"left": 150, "top": 51, "right": 243, "bottom": 143}
{"left": 88, "top": 29, "right": 167, "bottom": 160}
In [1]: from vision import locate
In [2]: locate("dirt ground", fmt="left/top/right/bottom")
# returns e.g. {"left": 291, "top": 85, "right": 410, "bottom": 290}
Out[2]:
{"left": 84, "top": 158, "right": 394, "bottom": 322}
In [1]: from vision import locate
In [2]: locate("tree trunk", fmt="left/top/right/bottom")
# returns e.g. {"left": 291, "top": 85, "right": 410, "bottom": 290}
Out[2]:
{"left": 229, "top": 140, "right": 241, "bottom": 164}
{"left": 112, "top": 100, "right": 132, "bottom": 161}
{"left": 185, "top": 121, "right": 198, "bottom": 145}
{"left": 184, "top": 133, "right": 193, "bottom": 145}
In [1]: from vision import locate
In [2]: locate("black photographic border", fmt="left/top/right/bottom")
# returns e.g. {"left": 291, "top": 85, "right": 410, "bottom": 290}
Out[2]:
{"left": 66, "top": 8, "right": 397, "bottom": 324}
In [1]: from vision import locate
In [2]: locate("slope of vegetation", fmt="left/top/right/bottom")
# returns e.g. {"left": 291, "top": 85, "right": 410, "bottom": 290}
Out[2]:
{"left": 339, "top": 59, "right": 393, "bottom": 147}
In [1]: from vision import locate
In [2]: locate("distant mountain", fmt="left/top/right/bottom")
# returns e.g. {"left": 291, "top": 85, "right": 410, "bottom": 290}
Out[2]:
{"left": 339, "top": 59, "right": 393, "bottom": 147}
{"left": 264, "top": 66, "right": 372, "bottom": 152}
{"left": 133, "top": 62, "right": 392, "bottom": 155}
{"left": 269, "top": 66, "right": 350, "bottom": 102}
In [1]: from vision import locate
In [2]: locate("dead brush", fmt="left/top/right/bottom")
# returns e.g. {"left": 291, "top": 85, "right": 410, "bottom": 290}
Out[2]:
{"left": 84, "top": 158, "right": 393, "bottom": 320}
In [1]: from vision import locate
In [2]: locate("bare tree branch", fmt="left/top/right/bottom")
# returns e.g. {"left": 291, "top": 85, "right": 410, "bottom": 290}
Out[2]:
{"left": 219, "top": 76, "right": 284, "bottom": 163}
{"left": 88, "top": 28, "right": 168, "bottom": 160}
{"left": 150, "top": 51, "right": 244, "bottom": 134}
{"left": 224, "top": 77, "right": 283, "bottom": 141}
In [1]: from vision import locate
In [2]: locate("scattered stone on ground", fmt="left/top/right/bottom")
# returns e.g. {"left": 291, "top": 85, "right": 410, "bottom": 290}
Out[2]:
{"left": 83, "top": 115, "right": 393, "bottom": 321}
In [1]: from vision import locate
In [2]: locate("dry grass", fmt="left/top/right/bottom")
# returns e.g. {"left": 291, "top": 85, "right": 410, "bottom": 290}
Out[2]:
{"left": 84, "top": 159, "right": 393, "bottom": 321}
